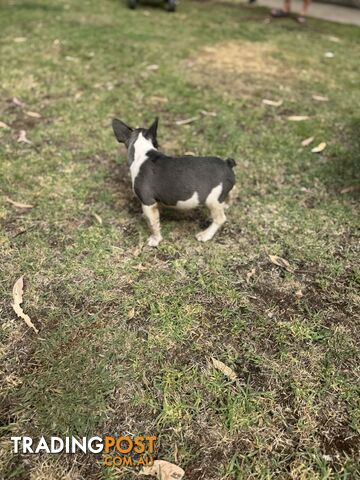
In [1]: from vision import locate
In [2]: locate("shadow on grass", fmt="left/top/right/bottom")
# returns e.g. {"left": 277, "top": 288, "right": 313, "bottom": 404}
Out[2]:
{"left": 4, "top": 1, "right": 63, "bottom": 12}
{"left": 111, "top": 0, "right": 170, "bottom": 11}
{"left": 319, "top": 117, "right": 360, "bottom": 194}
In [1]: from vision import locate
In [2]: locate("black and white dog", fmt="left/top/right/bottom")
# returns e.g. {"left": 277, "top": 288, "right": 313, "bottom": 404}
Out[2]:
{"left": 112, "top": 117, "right": 236, "bottom": 247}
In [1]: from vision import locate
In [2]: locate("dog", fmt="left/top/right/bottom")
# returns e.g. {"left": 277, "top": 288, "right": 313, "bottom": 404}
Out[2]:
{"left": 112, "top": 117, "right": 236, "bottom": 247}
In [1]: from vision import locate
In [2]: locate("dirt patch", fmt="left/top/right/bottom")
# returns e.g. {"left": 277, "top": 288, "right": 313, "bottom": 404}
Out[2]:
{"left": 185, "top": 41, "right": 289, "bottom": 97}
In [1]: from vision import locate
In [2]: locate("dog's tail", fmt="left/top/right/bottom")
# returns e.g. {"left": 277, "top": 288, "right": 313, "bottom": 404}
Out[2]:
{"left": 226, "top": 158, "right": 236, "bottom": 169}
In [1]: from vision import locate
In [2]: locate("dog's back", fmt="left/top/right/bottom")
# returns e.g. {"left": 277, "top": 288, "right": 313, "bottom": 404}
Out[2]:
{"left": 134, "top": 151, "right": 235, "bottom": 208}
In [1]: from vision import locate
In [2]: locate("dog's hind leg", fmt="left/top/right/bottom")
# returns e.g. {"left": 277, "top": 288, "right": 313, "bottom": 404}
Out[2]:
{"left": 196, "top": 201, "right": 226, "bottom": 242}
{"left": 142, "top": 203, "right": 163, "bottom": 247}
{"left": 224, "top": 185, "right": 236, "bottom": 209}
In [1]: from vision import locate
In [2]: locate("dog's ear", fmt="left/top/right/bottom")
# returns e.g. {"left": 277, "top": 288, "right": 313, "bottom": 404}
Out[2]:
{"left": 147, "top": 117, "right": 159, "bottom": 141}
{"left": 112, "top": 118, "right": 132, "bottom": 144}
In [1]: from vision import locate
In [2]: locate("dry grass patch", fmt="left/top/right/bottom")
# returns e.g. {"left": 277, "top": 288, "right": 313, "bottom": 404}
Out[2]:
{"left": 185, "top": 41, "right": 290, "bottom": 97}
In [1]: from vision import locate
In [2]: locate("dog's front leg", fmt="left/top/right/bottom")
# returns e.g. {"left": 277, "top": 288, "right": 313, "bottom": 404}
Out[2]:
{"left": 142, "top": 203, "right": 163, "bottom": 247}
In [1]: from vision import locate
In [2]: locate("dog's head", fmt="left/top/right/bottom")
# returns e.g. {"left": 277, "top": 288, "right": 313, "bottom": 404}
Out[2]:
{"left": 112, "top": 117, "right": 159, "bottom": 161}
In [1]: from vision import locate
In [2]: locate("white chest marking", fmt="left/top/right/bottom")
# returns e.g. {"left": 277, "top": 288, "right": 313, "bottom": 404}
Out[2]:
{"left": 176, "top": 192, "right": 200, "bottom": 210}
{"left": 205, "top": 183, "right": 223, "bottom": 207}
{"left": 130, "top": 132, "right": 154, "bottom": 187}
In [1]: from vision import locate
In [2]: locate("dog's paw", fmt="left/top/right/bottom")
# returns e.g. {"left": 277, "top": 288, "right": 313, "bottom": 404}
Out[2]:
{"left": 147, "top": 235, "right": 162, "bottom": 247}
{"left": 196, "top": 230, "right": 212, "bottom": 242}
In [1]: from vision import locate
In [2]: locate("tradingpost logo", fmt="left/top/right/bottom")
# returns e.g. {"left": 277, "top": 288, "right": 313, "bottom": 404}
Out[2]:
{"left": 11, "top": 435, "right": 157, "bottom": 467}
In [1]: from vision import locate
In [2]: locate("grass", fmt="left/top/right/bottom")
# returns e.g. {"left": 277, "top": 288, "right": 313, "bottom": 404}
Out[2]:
{"left": 0, "top": 0, "right": 359, "bottom": 478}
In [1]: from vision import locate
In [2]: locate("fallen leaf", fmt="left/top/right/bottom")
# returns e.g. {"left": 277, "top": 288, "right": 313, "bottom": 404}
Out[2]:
{"left": 311, "top": 142, "right": 326, "bottom": 153}
{"left": 312, "top": 95, "right": 328, "bottom": 102}
{"left": 184, "top": 151, "right": 195, "bottom": 155}
{"left": 74, "top": 91, "right": 83, "bottom": 100}
{"left": 25, "top": 110, "right": 41, "bottom": 118}
{"left": 340, "top": 185, "right": 360, "bottom": 194}
{"left": 0, "top": 121, "right": 10, "bottom": 129}
{"left": 128, "top": 307, "right": 135, "bottom": 319}
{"left": 12, "top": 276, "right": 39, "bottom": 333}
{"left": 246, "top": 267, "right": 256, "bottom": 283}
{"left": 140, "top": 460, "right": 184, "bottom": 480}
{"left": 288, "top": 116, "right": 309, "bottom": 122}
{"left": 14, "top": 37, "right": 27, "bottom": 43}
{"left": 301, "top": 136, "right": 314, "bottom": 146}
{"left": 175, "top": 116, "right": 199, "bottom": 126}
{"left": 17, "top": 130, "right": 32, "bottom": 144}
{"left": 200, "top": 110, "right": 217, "bottom": 117}
{"left": 203, "top": 46, "right": 217, "bottom": 53}
{"left": 132, "top": 245, "right": 143, "bottom": 257}
{"left": 211, "top": 357, "right": 237, "bottom": 382}
{"left": 5, "top": 197, "right": 33, "bottom": 209}
{"left": 324, "top": 52, "right": 334, "bottom": 58}
{"left": 262, "top": 99, "right": 283, "bottom": 107}
{"left": 92, "top": 213, "right": 102, "bottom": 225}
{"left": 328, "top": 36, "right": 341, "bottom": 43}
{"left": 146, "top": 64, "right": 159, "bottom": 71}
{"left": 295, "top": 289, "right": 303, "bottom": 298}
{"left": 269, "top": 255, "right": 294, "bottom": 273}
{"left": 149, "top": 95, "right": 168, "bottom": 103}
{"left": 12, "top": 97, "right": 25, "bottom": 107}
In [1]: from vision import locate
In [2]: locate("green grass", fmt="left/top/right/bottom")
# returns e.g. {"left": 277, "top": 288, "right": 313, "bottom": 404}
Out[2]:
{"left": 0, "top": 0, "right": 359, "bottom": 478}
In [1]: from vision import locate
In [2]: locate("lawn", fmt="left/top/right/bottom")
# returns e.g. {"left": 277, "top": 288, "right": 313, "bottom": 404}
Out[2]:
{"left": 0, "top": 0, "right": 359, "bottom": 478}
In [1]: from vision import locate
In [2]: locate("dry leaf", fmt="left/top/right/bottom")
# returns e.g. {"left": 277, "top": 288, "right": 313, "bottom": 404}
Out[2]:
{"left": 246, "top": 267, "right": 256, "bottom": 283}
{"left": 328, "top": 36, "right": 341, "bottom": 43}
{"left": 5, "top": 197, "right": 33, "bottom": 209}
{"left": 324, "top": 52, "right": 334, "bottom": 58}
{"left": 269, "top": 255, "right": 294, "bottom": 273}
{"left": 311, "top": 142, "right": 326, "bottom": 153}
{"left": 17, "top": 130, "right": 32, "bottom": 144}
{"left": 12, "top": 97, "right": 25, "bottom": 107}
{"left": 312, "top": 95, "right": 328, "bottom": 102}
{"left": 149, "top": 96, "right": 168, "bottom": 103}
{"left": 12, "top": 276, "right": 39, "bottom": 333}
{"left": 146, "top": 64, "right": 159, "bottom": 71}
{"left": 74, "top": 91, "right": 83, "bottom": 100}
{"left": 14, "top": 37, "right": 27, "bottom": 43}
{"left": 340, "top": 185, "right": 360, "bottom": 194}
{"left": 262, "top": 99, "right": 283, "bottom": 107}
{"left": 200, "top": 110, "right": 217, "bottom": 117}
{"left": 92, "top": 213, "right": 102, "bottom": 224}
{"left": 140, "top": 460, "right": 184, "bottom": 480}
{"left": 128, "top": 307, "right": 135, "bottom": 320}
{"left": 0, "top": 121, "right": 10, "bottom": 129}
{"left": 288, "top": 116, "right": 309, "bottom": 122}
{"left": 203, "top": 46, "right": 216, "bottom": 53}
{"left": 211, "top": 357, "right": 237, "bottom": 382}
{"left": 175, "top": 116, "right": 199, "bottom": 126}
{"left": 295, "top": 289, "right": 303, "bottom": 298}
{"left": 184, "top": 151, "right": 195, "bottom": 156}
{"left": 132, "top": 245, "right": 143, "bottom": 257}
{"left": 25, "top": 110, "right": 41, "bottom": 118}
{"left": 301, "top": 136, "right": 314, "bottom": 146}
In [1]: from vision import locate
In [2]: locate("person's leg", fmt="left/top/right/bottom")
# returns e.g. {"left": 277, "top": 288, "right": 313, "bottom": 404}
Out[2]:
{"left": 297, "top": 0, "right": 310, "bottom": 23}
{"left": 271, "top": 0, "right": 291, "bottom": 17}
{"left": 300, "top": 0, "right": 311, "bottom": 15}
{"left": 283, "top": 0, "right": 291, "bottom": 13}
